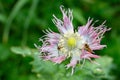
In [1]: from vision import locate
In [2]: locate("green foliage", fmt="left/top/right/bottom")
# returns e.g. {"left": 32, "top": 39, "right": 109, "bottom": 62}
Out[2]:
{"left": 11, "top": 47, "right": 114, "bottom": 80}
{"left": 0, "top": 0, "right": 120, "bottom": 80}
{"left": 11, "top": 47, "right": 32, "bottom": 57}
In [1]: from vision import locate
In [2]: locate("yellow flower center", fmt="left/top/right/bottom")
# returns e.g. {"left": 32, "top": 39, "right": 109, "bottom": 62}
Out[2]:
{"left": 67, "top": 37, "right": 76, "bottom": 47}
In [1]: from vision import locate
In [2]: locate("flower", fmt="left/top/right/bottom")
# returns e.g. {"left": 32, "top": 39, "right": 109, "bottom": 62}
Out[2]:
{"left": 36, "top": 6, "right": 111, "bottom": 75}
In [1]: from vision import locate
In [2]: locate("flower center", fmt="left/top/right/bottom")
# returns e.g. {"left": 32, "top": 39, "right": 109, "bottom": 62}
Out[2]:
{"left": 67, "top": 37, "right": 76, "bottom": 47}
{"left": 58, "top": 32, "right": 86, "bottom": 57}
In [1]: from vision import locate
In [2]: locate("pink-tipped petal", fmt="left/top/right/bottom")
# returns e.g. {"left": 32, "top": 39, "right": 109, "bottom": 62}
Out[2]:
{"left": 52, "top": 6, "right": 74, "bottom": 34}
{"left": 81, "top": 53, "right": 100, "bottom": 59}
{"left": 66, "top": 59, "right": 77, "bottom": 69}
{"left": 81, "top": 49, "right": 100, "bottom": 59}
{"left": 78, "top": 18, "right": 110, "bottom": 51}
{"left": 51, "top": 56, "right": 66, "bottom": 64}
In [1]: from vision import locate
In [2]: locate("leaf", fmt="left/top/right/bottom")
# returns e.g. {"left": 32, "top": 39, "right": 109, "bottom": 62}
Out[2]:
{"left": 11, "top": 47, "right": 32, "bottom": 57}
{"left": 83, "top": 56, "right": 114, "bottom": 79}
{"left": 30, "top": 52, "right": 57, "bottom": 74}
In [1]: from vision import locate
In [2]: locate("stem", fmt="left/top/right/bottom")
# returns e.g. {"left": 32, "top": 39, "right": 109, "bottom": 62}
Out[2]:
{"left": 2, "top": 0, "right": 28, "bottom": 44}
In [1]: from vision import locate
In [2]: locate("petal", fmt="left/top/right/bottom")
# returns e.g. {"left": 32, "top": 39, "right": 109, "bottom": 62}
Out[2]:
{"left": 46, "top": 32, "right": 60, "bottom": 44}
{"left": 78, "top": 18, "right": 110, "bottom": 50}
{"left": 90, "top": 45, "right": 106, "bottom": 50}
{"left": 66, "top": 59, "right": 78, "bottom": 75}
{"left": 66, "top": 59, "right": 77, "bottom": 69}
{"left": 41, "top": 44, "right": 58, "bottom": 54}
{"left": 81, "top": 53, "right": 100, "bottom": 59}
{"left": 52, "top": 6, "right": 74, "bottom": 34}
{"left": 78, "top": 18, "right": 93, "bottom": 35}
{"left": 66, "top": 49, "right": 81, "bottom": 69}
{"left": 81, "top": 50, "right": 100, "bottom": 59}
{"left": 51, "top": 56, "right": 66, "bottom": 64}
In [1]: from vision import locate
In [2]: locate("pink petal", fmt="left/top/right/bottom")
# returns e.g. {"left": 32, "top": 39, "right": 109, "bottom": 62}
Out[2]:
{"left": 81, "top": 53, "right": 100, "bottom": 59}
{"left": 66, "top": 59, "right": 77, "bottom": 69}
{"left": 81, "top": 50, "right": 100, "bottom": 59}
{"left": 52, "top": 6, "right": 74, "bottom": 34}
{"left": 78, "top": 18, "right": 110, "bottom": 51}
{"left": 90, "top": 45, "right": 106, "bottom": 50}
{"left": 51, "top": 56, "right": 66, "bottom": 64}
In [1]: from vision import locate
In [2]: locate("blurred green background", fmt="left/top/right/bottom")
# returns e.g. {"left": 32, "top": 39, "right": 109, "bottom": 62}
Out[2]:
{"left": 0, "top": 0, "right": 120, "bottom": 80}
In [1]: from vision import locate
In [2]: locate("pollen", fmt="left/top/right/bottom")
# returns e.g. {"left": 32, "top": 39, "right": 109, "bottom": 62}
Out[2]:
{"left": 67, "top": 37, "right": 76, "bottom": 47}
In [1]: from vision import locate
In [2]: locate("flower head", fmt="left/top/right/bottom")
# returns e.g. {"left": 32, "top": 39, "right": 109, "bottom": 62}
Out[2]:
{"left": 37, "top": 6, "right": 111, "bottom": 75}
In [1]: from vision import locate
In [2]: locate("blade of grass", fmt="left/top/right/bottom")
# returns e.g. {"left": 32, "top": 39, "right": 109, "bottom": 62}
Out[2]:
{"left": 21, "top": 0, "right": 39, "bottom": 46}
{"left": 2, "top": 0, "right": 28, "bottom": 44}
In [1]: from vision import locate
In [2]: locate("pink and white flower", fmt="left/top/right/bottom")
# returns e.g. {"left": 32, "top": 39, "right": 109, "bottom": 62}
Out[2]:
{"left": 37, "top": 6, "right": 111, "bottom": 75}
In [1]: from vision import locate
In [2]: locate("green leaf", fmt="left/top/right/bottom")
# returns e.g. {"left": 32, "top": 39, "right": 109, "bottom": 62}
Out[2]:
{"left": 11, "top": 47, "right": 32, "bottom": 57}
{"left": 30, "top": 52, "right": 57, "bottom": 74}
{"left": 83, "top": 56, "right": 114, "bottom": 79}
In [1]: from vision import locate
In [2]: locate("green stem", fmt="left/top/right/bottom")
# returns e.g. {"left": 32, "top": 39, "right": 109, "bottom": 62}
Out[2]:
{"left": 2, "top": 0, "right": 28, "bottom": 44}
